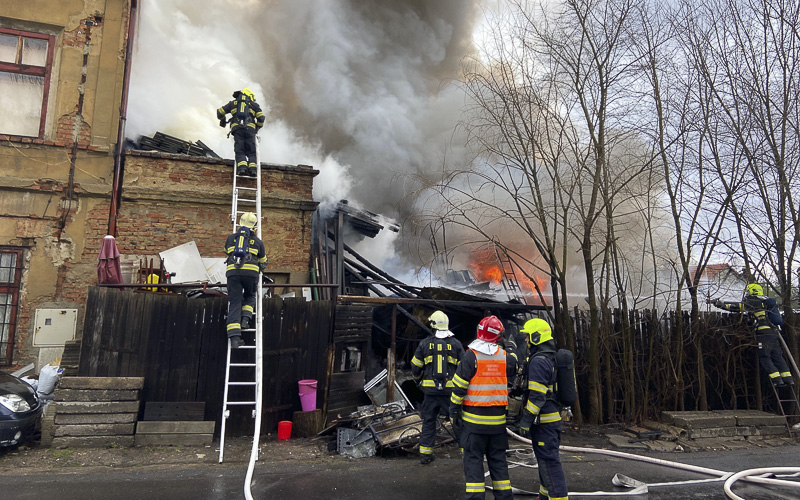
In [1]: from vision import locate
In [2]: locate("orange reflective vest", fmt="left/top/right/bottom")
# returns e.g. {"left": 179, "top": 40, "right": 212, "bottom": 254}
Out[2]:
{"left": 463, "top": 348, "right": 508, "bottom": 407}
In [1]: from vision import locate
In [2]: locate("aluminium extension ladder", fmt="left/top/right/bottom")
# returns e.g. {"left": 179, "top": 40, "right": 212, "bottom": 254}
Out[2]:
{"left": 494, "top": 242, "right": 528, "bottom": 305}
{"left": 218, "top": 138, "right": 264, "bottom": 482}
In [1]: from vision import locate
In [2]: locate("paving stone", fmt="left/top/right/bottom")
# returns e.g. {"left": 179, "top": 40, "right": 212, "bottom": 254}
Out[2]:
{"left": 735, "top": 425, "right": 788, "bottom": 437}
{"left": 606, "top": 434, "right": 648, "bottom": 450}
{"left": 643, "top": 440, "right": 681, "bottom": 452}
{"left": 670, "top": 412, "right": 737, "bottom": 429}
{"left": 687, "top": 427, "right": 737, "bottom": 439}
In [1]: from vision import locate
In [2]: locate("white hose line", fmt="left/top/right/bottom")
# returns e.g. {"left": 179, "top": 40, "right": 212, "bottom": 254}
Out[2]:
{"left": 723, "top": 467, "right": 800, "bottom": 500}
{"left": 507, "top": 428, "right": 799, "bottom": 492}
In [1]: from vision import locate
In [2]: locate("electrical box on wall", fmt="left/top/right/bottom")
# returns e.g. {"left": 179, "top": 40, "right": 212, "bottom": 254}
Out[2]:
{"left": 33, "top": 309, "right": 78, "bottom": 346}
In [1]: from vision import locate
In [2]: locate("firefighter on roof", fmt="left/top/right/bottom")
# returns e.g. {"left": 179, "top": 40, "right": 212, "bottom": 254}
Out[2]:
{"left": 411, "top": 310, "right": 465, "bottom": 464}
{"left": 711, "top": 283, "right": 794, "bottom": 388}
{"left": 224, "top": 212, "right": 267, "bottom": 349}
{"left": 517, "top": 318, "right": 569, "bottom": 500}
{"left": 217, "top": 88, "right": 265, "bottom": 177}
{"left": 449, "top": 315, "right": 518, "bottom": 500}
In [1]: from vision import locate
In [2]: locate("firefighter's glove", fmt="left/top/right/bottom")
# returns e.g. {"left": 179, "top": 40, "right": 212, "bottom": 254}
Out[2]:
{"left": 518, "top": 413, "right": 535, "bottom": 439}
{"left": 713, "top": 299, "right": 723, "bottom": 308}
{"left": 449, "top": 405, "right": 463, "bottom": 435}
{"left": 219, "top": 118, "right": 227, "bottom": 128}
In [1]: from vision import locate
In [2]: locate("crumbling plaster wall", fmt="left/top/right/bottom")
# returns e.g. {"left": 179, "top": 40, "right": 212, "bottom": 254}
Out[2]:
{"left": 0, "top": 0, "right": 129, "bottom": 366}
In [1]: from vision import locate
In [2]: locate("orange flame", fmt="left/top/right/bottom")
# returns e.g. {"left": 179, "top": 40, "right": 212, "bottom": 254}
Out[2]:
{"left": 468, "top": 247, "right": 548, "bottom": 295}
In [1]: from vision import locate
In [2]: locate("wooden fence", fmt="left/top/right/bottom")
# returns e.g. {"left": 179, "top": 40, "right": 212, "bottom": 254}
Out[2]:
{"left": 79, "top": 286, "right": 333, "bottom": 435}
{"left": 570, "top": 307, "right": 799, "bottom": 423}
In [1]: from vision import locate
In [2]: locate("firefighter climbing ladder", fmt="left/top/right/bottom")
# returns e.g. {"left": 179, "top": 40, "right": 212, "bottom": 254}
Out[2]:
{"left": 218, "top": 138, "right": 264, "bottom": 498}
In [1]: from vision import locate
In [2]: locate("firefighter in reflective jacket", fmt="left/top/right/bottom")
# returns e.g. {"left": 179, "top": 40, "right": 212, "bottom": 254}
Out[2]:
{"left": 217, "top": 88, "right": 266, "bottom": 177}
{"left": 517, "top": 318, "right": 568, "bottom": 500}
{"left": 224, "top": 212, "right": 267, "bottom": 349}
{"left": 449, "top": 316, "right": 518, "bottom": 500}
{"left": 411, "top": 310, "right": 465, "bottom": 464}
{"left": 712, "top": 283, "right": 794, "bottom": 387}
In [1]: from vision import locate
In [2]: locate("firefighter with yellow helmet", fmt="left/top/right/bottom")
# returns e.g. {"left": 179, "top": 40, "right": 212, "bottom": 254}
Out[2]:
{"left": 217, "top": 88, "right": 265, "bottom": 177}
{"left": 223, "top": 212, "right": 267, "bottom": 348}
{"left": 517, "top": 318, "right": 569, "bottom": 500}
{"left": 411, "top": 310, "right": 465, "bottom": 464}
{"left": 711, "top": 283, "right": 793, "bottom": 387}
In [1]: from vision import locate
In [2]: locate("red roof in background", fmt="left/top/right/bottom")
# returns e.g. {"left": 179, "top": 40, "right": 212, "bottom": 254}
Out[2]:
{"left": 688, "top": 263, "right": 744, "bottom": 285}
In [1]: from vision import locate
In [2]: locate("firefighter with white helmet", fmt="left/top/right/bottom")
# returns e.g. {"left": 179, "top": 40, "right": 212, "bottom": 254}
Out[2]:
{"left": 517, "top": 318, "right": 568, "bottom": 500}
{"left": 223, "top": 212, "right": 267, "bottom": 348}
{"left": 449, "top": 315, "right": 518, "bottom": 500}
{"left": 411, "top": 310, "right": 465, "bottom": 464}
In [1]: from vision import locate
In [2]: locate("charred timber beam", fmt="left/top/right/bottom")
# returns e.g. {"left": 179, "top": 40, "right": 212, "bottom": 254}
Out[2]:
{"left": 337, "top": 295, "right": 548, "bottom": 311}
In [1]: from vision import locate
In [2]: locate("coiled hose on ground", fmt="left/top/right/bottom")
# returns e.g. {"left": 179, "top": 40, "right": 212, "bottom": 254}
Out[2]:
{"left": 504, "top": 428, "right": 800, "bottom": 498}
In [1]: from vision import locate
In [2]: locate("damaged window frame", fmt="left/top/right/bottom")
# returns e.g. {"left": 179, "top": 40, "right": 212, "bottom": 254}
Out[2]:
{"left": 0, "top": 27, "right": 55, "bottom": 138}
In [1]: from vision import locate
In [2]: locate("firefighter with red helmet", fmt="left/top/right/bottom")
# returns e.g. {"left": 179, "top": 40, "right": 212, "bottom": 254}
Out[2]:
{"left": 449, "top": 315, "right": 518, "bottom": 500}
{"left": 517, "top": 318, "right": 568, "bottom": 500}
{"left": 411, "top": 310, "right": 465, "bottom": 464}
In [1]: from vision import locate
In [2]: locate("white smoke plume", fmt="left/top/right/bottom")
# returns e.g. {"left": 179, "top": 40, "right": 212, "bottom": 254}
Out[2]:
{"left": 126, "top": 0, "right": 480, "bottom": 275}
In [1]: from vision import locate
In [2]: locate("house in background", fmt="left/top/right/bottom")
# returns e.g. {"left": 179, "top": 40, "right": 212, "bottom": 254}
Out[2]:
{"left": 689, "top": 263, "right": 749, "bottom": 304}
{"left": 0, "top": 1, "right": 318, "bottom": 372}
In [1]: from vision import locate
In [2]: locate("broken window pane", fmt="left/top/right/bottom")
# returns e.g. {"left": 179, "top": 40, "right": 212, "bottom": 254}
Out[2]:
{"left": 0, "top": 71, "right": 44, "bottom": 137}
{"left": 0, "top": 34, "right": 17, "bottom": 63}
{"left": 22, "top": 37, "right": 47, "bottom": 66}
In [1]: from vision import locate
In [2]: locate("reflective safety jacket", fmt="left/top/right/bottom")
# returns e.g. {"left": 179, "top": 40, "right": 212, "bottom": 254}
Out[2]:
{"left": 217, "top": 96, "right": 265, "bottom": 132}
{"left": 719, "top": 295, "right": 779, "bottom": 335}
{"left": 450, "top": 347, "right": 517, "bottom": 434}
{"left": 411, "top": 334, "right": 465, "bottom": 395}
{"left": 224, "top": 228, "right": 267, "bottom": 277}
{"left": 522, "top": 350, "right": 562, "bottom": 425}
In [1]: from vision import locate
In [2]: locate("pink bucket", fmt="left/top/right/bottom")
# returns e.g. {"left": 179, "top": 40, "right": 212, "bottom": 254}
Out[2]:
{"left": 298, "top": 379, "right": 317, "bottom": 394}
{"left": 299, "top": 391, "right": 317, "bottom": 412}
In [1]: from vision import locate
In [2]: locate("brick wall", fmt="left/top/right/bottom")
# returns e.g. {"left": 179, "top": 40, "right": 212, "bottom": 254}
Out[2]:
{"left": 117, "top": 152, "right": 318, "bottom": 273}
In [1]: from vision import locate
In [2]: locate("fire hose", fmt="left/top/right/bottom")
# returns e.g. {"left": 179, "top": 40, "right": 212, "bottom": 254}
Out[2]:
{"left": 501, "top": 428, "right": 800, "bottom": 497}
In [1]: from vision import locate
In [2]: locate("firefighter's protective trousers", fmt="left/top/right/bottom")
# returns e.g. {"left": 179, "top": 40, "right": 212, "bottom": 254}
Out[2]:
{"left": 461, "top": 430, "right": 513, "bottom": 500}
{"left": 232, "top": 127, "right": 257, "bottom": 172}
{"left": 531, "top": 419, "right": 568, "bottom": 500}
{"left": 419, "top": 394, "right": 451, "bottom": 457}
{"left": 758, "top": 333, "right": 794, "bottom": 386}
{"left": 226, "top": 273, "right": 256, "bottom": 339}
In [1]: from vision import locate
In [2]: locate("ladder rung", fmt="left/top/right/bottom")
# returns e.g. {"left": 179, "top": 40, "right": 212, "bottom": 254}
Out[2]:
{"left": 226, "top": 401, "right": 256, "bottom": 406}
{"left": 228, "top": 381, "right": 257, "bottom": 386}
{"left": 237, "top": 186, "right": 257, "bottom": 191}
{"left": 230, "top": 363, "right": 257, "bottom": 367}
{"left": 238, "top": 199, "right": 257, "bottom": 204}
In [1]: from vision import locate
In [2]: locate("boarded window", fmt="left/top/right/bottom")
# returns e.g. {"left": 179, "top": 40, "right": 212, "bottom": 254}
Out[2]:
{"left": 0, "top": 29, "right": 54, "bottom": 138}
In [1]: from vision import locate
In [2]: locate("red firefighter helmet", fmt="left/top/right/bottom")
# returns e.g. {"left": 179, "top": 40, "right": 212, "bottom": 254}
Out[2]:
{"left": 476, "top": 316, "right": 504, "bottom": 343}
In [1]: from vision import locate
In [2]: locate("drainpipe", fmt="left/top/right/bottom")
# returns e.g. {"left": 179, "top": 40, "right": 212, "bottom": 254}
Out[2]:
{"left": 108, "top": 0, "right": 139, "bottom": 237}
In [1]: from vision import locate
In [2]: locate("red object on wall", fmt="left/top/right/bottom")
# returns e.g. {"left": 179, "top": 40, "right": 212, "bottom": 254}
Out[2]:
{"left": 97, "top": 235, "right": 123, "bottom": 285}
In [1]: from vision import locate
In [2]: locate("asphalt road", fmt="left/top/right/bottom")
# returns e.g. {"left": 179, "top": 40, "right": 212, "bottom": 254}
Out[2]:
{"left": 3, "top": 443, "right": 800, "bottom": 499}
